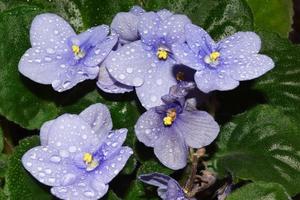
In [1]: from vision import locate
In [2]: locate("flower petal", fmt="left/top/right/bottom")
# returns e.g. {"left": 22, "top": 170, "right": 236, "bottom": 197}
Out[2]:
{"left": 30, "top": 13, "right": 75, "bottom": 49}
{"left": 94, "top": 146, "right": 133, "bottom": 184}
{"left": 135, "top": 61, "right": 177, "bottom": 109}
{"left": 154, "top": 128, "right": 188, "bottom": 170}
{"left": 40, "top": 119, "right": 55, "bottom": 146}
{"left": 84, "top": 34, "right": 118, "bottom": 67}
{"left": 22, "top": 146, "right": 81, "bottom": 187}
{"left": 138, "top": 173, "right": 170, "bottom": 188}
{"left": 18, "top": 48, "right": 67, "bottom": 84}
{"left": 227, "top": 54, "right": 275, "bottom": 81}
{"left": 130, "top": 6, "right": 145, "bottom": 15}
{"left": 106, "top": 41, "right": 155, "bottom": 86}
{"left": 218, "top": 32, "right": 261, "bottom": 57}
{"left": 157, "top": 9, "right": 173, "bottom": 20}
{"left": 194, "top": 69, "right": 239, "bottom": 93}
{"left": 166, "top": 178, "right": 187, "bottom": 200}
{"left": 99, "top": 129, "right": 127, "bottom": 159}
{"left": 172, "top": 43, "right": 205, "bottom": 70}
{"left": 138, "top": 12, "right": 161, "bottom": 46}
{"left": 51, "top": 178, "right": 108, "bottom": 200}
{"left": 158, "top": 14, "right": 191, "bottom": 44}
{"left": 185, "top": 24, "right": 214, "bottom": 54}
{"left": 79, "top": 103, "right": 112, "bottom": 139}
{"left": 175, "top": 111, "right": 219, "bottom": 148}
{"left": 135, "top": 108, "right": 164, "bottom": 147}
{"left": 47, "top": 114, "right": 100, "bottom": 154}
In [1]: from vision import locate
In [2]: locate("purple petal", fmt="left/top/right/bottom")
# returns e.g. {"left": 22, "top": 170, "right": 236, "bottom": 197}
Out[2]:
{"left": 227, "top": 54, "right": 275, "bottom": 81}
{"left": 130, "top": 6, "right": 145, "bottom": 15}
{"left": 172, "top": 43, "right": 205, "bottom": 70}
{"left": 218, "top": 32, "right": 261, "bottom": 57}
{"left": 154, "top": 128, "right": 188, "bottom": 170}
{"left": 51, "top": 178, "right": 108, "bottom": 200}
{"left": 94, "top": 146, "right": 133, "bottom": 184}
{"left": 138, "top": 12, "right": 161, "bottom": 46}
{"left": 135, "top": 108, "right": 164, "bottom": 147}
{"left": 139, "top": 173, "right": 170, "bottom": 188}
{"left": 84, "top": 34, "right": 117, "bottom": 67}
{"left": 79, "top": 103, "right": 112, "bottom": 139}
{"left": 185, "top": 24, "right": 215, "bottom": 54}
{"left": 47, "top": 114, "right": 100, "bottom": 154}
{"left": 22, "top": 146, "right": 81, "bottom": 186}
{"left": 158, "top": 14, "right": 191, "bottom": 44}
{"left": 30, "top": 13, "right": 75, "bottom": 49}
{"left": 157, "top": 9, "right": 173, "bottom": 20}
{"left": 106, "top": 41, "right": 155, "bottom": 86}
{"left": 194, "top": 69, "right": 239, "bottom": 93}
{"left": 99, "top": 129, "right": 127, "bottom": 159}
{"left": 175, "top": 111, "right": 219, "bottom": 148}
{"left": 40, "top": 119, "right": 55, "bottom": 146}
{"left": 166, "top": 179, "right": 187, "bottom": 200}
{"left": 135, "top": 61, "right": 177, "bottom": 109}
{"left": 18, "top": 48, "right": 67, "bottom": 84}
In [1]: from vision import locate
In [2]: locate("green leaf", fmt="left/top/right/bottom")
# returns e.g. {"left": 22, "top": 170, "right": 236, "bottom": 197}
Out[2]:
{"left": 254, "top": 31, "right": 300, "bottom": 121}
{"left": 5, "top": 136, "right": 52, "bottom": 200}
{"left": 213, "top": 105, "right": 300, "bottom": 196}
{"left": 137, "top": 159, "right": 173, "bottom": 176}
{"left": 227, "top": 182, "right": 291, "bottom": 200}
{"left": 104, "top": 190, "right": 122, "bottom": 200}
{"left": 245, "top": 0, "right": 293, "bottom": 37}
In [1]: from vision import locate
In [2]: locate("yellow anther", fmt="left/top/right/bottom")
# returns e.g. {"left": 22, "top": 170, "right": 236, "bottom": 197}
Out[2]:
{"left": 83, "top": 153, "right": 93, "bottom": 164}
{"left": 72, "top": 45, "right": 80, "bottom": 55}
{"left": 163, "top": 109, "right": 177, "bottom": 126}
{"left": 157, "top": 48, "right": 168, "bottom": 60}
{"left": 209, "top": 51, "right": 220, "bottom": 62}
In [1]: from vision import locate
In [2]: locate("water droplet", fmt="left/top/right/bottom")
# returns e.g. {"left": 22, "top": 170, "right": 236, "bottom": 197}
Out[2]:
{"left": 133, "top": 77, "right": 143, "bottom": 86}
{"left": 61, "top": 173, "right": 76, "bottom": 185}
{"left": 126, "top": 68, "right": 133, "bottom": 73}
{"left": 68, "top": 146, "right": 77, "bottom": 153}
{"left": 50, "top": 156, "right": 61, "bottom": 163}
{"left": 45, "top": 169, "right": 52, "bottom": 174}
{"left": 119, "top": 74, "right": 125, "bottom": 80}
{"left": 46, "top": 48, "right": 55, "bottom": 54}
{"left": 84, "top": 191, "right": 95, "bottom": 197}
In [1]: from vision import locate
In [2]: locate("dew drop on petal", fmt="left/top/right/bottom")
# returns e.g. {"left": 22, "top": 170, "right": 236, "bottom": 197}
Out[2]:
{"left": 50, "top": 156, "right": 61, "bottom": 163}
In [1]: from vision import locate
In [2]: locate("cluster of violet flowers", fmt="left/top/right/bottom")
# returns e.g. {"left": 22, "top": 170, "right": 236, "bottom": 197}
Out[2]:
{"left": 19, "top": 5, "right": 274, "bottom": 200}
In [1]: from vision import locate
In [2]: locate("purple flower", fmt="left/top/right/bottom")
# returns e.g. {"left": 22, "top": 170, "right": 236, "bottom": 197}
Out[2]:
{"left": 173, "top": 24, "right": 275, "bottom": 93}
{"left": 22, "top": 103, "right": 133, "bottom": 200}
{"left": 18, "top": 13, "right": 117, "bottom": 92}
{"left": 139, "top": 173, "right": 194, "bottom": 200}
{"left": 106, "top": 9, "right": 191, "bottom": 109}
{"left": 134, "top": 82, "right": 219, "bottom": 169}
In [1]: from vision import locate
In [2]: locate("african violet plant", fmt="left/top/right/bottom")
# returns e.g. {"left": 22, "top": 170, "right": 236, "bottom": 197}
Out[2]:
{"left": 0, "top": 0, "right": 298, "bottom": 200}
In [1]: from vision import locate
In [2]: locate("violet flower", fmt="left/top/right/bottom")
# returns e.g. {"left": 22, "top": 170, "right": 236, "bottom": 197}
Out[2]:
{"left": 173, "top": 24, "right": 275, "bottom": 93}
{"left": 19, "top": 13, "right": 117, "bottom": 92}
{"left": 22, "top": 103, "right": 133, "bottom": 200}
{"left": 135, "top": 82, "right": 219, "bottom": 169}
{"left": 106, "top": 9, "right": 191, "bottom": 109}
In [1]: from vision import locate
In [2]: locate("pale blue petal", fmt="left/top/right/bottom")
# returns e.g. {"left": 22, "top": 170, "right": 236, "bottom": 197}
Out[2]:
{"left": 138, "top": 12, "right": 161, "bottom": 46}
{"left": 40, "top": 119, "right": 55, "bottom": 146}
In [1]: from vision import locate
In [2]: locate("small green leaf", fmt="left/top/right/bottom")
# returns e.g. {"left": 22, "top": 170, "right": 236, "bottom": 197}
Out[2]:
{"left": 245, "top": 0, "right": 293, "bottom": 37}
{"left": 5, "top": 136, "right": 52, "bottom": 200}
{"left": 137, "top": 159, "right": 173, "bottom": 176}
{"left": 227, "top": 182, "right": 291, "bottom": 200}
{"left": 213, "top": 105, "right": 300, "bottom": 196}
{"left": 104, "top": 190, "right": 122, "bottom": 200}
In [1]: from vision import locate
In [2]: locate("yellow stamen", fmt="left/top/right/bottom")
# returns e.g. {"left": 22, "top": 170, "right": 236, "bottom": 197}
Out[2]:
{"left": 72, "top": 45, "right": 80, "bottom": 55}
{"left": 209, "top": 51, "right": 220, "bottom": 62}
{"left": 163, "top": 109, "right": 176, "bottom": 126}
{"left": 176, "top": 71, "right": 185, "bottom": 81}
{"left": 157, "top": 48, "right": 168, "bottom": 60}
{"left": 83, "top": 153, "right": 93, "bottom": 164}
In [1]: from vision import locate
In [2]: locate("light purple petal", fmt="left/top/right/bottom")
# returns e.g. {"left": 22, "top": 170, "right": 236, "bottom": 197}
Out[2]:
{"left": 106, "top": 41, "right": 155, "bottom": 86}
{"left": 138, "top": 12, "right": 161, "bottom": 46}
{"left": 84, "top": 34, "right": 118, "bottom": 67}
{"left": 154, "top": 128, "right": 188, "bottom": 170}
{"left": 166, "top": 179, "right": 187, "bottom": 200}
{"left": 18, "top": 48, "right": 67, "bottom": 84}
{"left": 51, "top": 177, "right": 108, "bottom": 200}
{"left": 47, "top": 114, "right": 100, "bottom": 154}
{"left": 135, "top": 61, "right": 177, "bottom": 109}
{"left": 218, "top": 32, "right": 261, "bottom": 57}
{"left": 94, "top": 146, "right": 133, "bottom": 184}
{"left": 99, "top": 129, "right": 127, "bottom": 159}
{"left": 185, "top": 24, "right": 215, "bottom": 54}
{"left": 30, "top": 13, "right": 75, "bottom": 49}
{"left": 22, "top": 146, "right": 81, "bottom": 186}
{"left": 157, "top": 9, "right": 173, "bottom": 20}
{"left": 227, "top": 54, "right": 275, "bottom": 81}
{"left": 175, "top": 111, "right": 219, "bottom": 148}
{"left": 79, "top": 103, "right": 112, "bottom": 139}
{"left": 130, "top": 6, "right": 145, "bottom": 15}
{"left": 139, "top": 173, "right": 170, "bottom": 188}
{"left": 158, "top": 14, "right": 191, "bottom": 44}
{"left": 135, "top": 108, "right": 164, "bottom": 147}
{"left": 194, "top": 70, "right": 239, "bottom": 93}
{"left": 172, "top": 43, "right": 205, "bottom": 70}
{"left": 40, "top": 119, "right": 55, "bottom": 146}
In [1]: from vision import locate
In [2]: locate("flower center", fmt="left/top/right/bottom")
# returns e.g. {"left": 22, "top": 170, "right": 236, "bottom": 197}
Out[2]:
{"left": 72, "top": 45, "right": 85, "bottom": 59}
{"left": 83, "top": 153, "right": 99, "bottom": 171}
{"left": 204, "top": 51, "right": 220, "bottom": 66}
{"left": 157, "top": 47, "right": 169, "bottom": 60}
{"left": 163, "top": 108, "right": 177, "bottom": 126}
